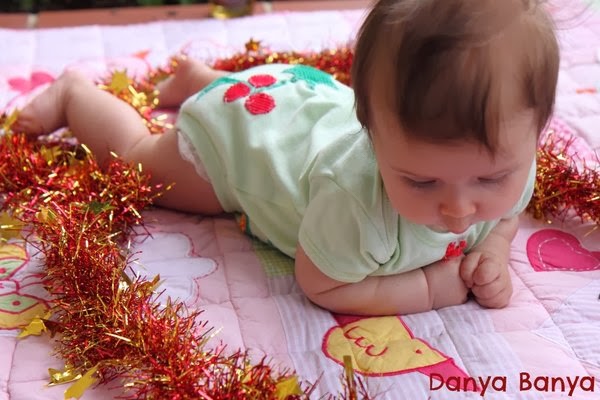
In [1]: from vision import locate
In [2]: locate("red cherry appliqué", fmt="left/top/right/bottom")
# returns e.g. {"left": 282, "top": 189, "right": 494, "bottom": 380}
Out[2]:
{"left": 224, "top": 82, "right": 251, "bottom": 103}
{"left": 248, "top": 74, "right": 277, "bottom": 88}
{"left": 443, "top": 240, "right": 467, "bottom": 261}
{"left": 222, "top": 74, "right": 277, "bottom": 115}
{"left": 245, "top": 93, "right": 275, "bottom": 115}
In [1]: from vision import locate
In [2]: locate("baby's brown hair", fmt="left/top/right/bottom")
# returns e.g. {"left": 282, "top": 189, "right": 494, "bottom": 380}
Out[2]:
{"left": 352, "top": 0, "right": 560, "bottom": 152}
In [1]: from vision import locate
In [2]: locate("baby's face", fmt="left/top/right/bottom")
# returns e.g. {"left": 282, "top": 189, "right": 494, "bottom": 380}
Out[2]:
{"left": 370, "top": 111, "right": 537, "bottom": 234}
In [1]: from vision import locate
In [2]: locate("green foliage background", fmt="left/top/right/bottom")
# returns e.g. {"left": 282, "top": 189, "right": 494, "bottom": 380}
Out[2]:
{"left": 1, "top": 0, "right": 206, "bottom": 12}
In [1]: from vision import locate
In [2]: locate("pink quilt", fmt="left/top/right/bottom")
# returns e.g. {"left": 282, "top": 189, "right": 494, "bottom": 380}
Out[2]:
{"left": 1, "top": 3, "right": 599, "bottom": 399}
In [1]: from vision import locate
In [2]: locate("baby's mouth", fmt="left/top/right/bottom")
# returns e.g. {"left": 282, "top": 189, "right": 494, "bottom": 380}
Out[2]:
{"left": 427, "top": 225, "right": 449, "bottom": 233}
{"left": 428, "top": 223, "right": 471, "bottom": 234}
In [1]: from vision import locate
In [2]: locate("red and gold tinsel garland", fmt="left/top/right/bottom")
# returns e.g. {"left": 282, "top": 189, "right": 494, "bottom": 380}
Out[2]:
{"left": 527, "top": 133, "right": 600, "bottom": 227}
{"left": 0, "top": 133, "right": 372, "bottom": 399}
{"left": 0, "top": 40, "right": 598, "bottom": 400}
{"left": 211, "top": 38, "right": 354, "bottom": 85}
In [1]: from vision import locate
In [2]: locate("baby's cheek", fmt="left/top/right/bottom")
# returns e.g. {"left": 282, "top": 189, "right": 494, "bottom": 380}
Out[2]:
{"left": 396, "top": 202, "right": 437, "bottom": 225}
{"left": 481, "top": 185, "right": 522, "bottom": 219}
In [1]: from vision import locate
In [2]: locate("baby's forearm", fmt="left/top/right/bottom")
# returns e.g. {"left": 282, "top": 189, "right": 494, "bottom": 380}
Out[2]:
{"left": 307, "top": 268, "right": 433, "bottom": 315}
{"left": 295, "top": 247, "right": 468, "bottom": 315}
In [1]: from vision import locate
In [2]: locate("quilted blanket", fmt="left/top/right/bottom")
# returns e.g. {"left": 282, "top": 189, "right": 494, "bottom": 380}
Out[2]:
{"left": 0, "top": 2, "right": 599, "bottom": 399}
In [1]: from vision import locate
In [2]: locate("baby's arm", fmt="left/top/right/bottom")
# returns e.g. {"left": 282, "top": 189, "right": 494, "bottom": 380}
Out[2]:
{"left": 459, "top": 216, "right": 518, "bottom": 309}
{"left": 295, "top": 245, "right": 469, "bottom": 315}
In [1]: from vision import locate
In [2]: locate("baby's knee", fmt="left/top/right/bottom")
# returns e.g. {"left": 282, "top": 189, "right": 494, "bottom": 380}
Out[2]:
{"left": 58, "top": 69, "right": 93, "bottom": 89}
{"left": 176, "top": 58, "right": 225, "bottom": 90}
{"left": 55, "top": 70, "right": 97, "bottom": 106}
{"left": 176, "top": 57, "right": 209, "bottom": 77}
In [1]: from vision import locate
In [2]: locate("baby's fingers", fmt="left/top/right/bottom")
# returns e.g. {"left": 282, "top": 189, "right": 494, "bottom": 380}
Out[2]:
{"left": 472, "top": 259, "right": 502, "bottom": 286}
{"left": 472, "top": 276, "right": 503, "bottom": 300}
{"left": 459, "top": 254, "right": 480, "bottom": 288}
{"left": 473, "top": 282, "right": 513, "bottom": 309}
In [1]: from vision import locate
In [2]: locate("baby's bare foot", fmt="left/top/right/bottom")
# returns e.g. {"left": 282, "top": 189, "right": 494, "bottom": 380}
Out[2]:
{"left": 13, "top": 70, "right": 88, "bottom": 136}
{"left": 157, "top": 57, "right": 225, "bottom": 108}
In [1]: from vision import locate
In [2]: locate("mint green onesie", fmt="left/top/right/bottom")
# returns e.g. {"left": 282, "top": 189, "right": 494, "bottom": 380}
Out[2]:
{"left": 176, "top": 64, "right": 535, "bottom": 283}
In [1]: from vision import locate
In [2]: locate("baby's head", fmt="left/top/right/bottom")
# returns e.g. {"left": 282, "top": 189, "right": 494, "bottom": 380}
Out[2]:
{"left": 352, "top": 0, "right": 559, "bottom": 152}
{"left": 352, "top": 0, "right": 560, "bottom": 233}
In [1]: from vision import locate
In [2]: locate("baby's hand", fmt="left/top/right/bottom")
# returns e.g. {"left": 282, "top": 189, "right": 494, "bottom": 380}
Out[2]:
{"left": 424, "top": 255, "right": 470, "bottom": 309}
{"left": 460, "top": 252, "right": 512, "bottom": 309}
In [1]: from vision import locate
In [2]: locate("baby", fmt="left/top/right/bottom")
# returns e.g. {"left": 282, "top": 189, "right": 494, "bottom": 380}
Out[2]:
{"left": 15, "top": 0, "right": 559, "bottom": 316}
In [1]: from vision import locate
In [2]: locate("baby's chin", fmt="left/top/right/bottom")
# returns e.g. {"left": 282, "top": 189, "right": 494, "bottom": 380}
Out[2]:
{"left": 400, "top": 216, "right": 452, "bottom": 232}
{"left": 426, "top": 216, "right": 503, "bottom": 234}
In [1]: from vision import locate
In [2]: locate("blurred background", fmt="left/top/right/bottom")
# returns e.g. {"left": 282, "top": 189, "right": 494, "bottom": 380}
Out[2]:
{"left": 1, "top": 0, "right": 212, "bottom": 12}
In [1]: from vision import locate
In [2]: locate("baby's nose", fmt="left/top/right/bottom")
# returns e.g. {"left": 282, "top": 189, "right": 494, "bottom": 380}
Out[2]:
{"left": 439, "top": 196, "right": 476, "bottom": 220}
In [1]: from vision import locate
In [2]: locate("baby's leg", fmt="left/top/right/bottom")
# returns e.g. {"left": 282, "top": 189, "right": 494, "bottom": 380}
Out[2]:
{"left": 16, "top": 70, "right": 152, "bottom": 163}
{"left": 16, "top": 70, "right": 224, "bottom": 215}
{"left": 157, "top": 58, "right": 227, "bottom": 108}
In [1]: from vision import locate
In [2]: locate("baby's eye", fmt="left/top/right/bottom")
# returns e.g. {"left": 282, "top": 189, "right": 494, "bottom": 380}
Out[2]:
{"left": 478, "top": 174, "right": 507, "bottom": 185}
{"left": 404, "top": 177, "right": 437, "bottom": 189}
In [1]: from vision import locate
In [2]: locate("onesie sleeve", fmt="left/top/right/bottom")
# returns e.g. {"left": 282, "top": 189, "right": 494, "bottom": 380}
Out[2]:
{"left": 298, "top": 177, "right": 391, "bottom": 283}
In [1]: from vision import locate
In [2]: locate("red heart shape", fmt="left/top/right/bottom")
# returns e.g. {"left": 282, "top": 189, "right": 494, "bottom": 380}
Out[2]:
{"left": 30, "top": 71, "right": 54, "bottom": 87}
{"left": 8, "top": 71, "right": 55, "bottom": 94}
{"left": 526, "top": 229, "right": 600, "bottom": 272}
{"left": 8, "top": 77, "right": 31, "bottom": 93}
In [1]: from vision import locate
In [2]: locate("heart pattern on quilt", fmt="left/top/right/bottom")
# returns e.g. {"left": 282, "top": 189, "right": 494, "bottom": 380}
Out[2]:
{"left": 526, "top": 229, "right": 600, "bottom": 272}
{"left": 8, "top": 71, "right": 55, "bottom": 94}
